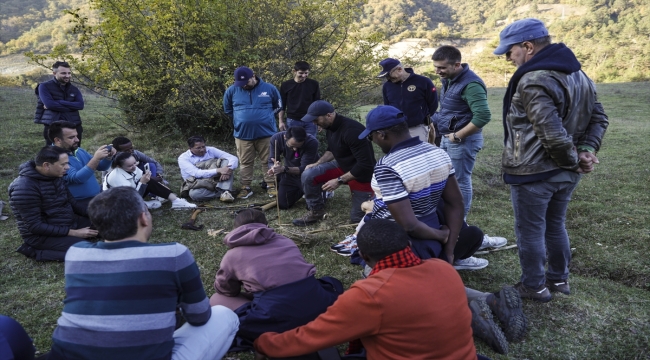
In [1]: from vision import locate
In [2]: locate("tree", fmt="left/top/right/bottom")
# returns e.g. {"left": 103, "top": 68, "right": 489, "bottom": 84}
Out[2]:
{"left": 28, "top": 0, "right": 386, "bottom": 135}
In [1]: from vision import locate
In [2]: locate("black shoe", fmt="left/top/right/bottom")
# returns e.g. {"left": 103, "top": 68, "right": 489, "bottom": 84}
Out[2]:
{"left": 546, "top": 279, "right": 571, "bottom": 295}
{"left": 259, "top": 180, "right": 268, "bottom": 190}
{"left": 514, "top": 282, "right": 552, "bottom": 302}
{"left": 486, "top": 286, "right": 528, "bottom": 342}
{"left": 16, "top": 243, "right": 36, "bottom": 258}
{"left": 470, "top": 298, "right": 509, "bottom": 354}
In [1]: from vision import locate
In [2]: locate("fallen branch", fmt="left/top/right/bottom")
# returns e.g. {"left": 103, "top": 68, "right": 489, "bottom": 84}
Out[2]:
{"left": 473, "top": 244, "right": 518, "bottom": 255}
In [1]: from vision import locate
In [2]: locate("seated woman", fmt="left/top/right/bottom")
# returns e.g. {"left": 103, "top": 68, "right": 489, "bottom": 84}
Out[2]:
{"left": 211, "top": 209, "right": 342, "bottom": 351}
{"left": 104, "top": 152, "right": 196, "bottom": 210}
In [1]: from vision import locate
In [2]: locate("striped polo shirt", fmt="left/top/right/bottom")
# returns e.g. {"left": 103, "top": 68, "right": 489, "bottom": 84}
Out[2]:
{"left": 371, "top": 137, "right": 454, "bottom": 229}
{"left": 50, "top": 240, "right": 211, "bottom": 360}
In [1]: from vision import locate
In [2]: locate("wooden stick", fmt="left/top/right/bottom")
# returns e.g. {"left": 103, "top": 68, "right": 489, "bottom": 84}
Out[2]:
{"left": 274, "top": 140, "right": 281, "bottom": 225}
{"left": 473, "top": 244, "right": 518, "bottom": 255}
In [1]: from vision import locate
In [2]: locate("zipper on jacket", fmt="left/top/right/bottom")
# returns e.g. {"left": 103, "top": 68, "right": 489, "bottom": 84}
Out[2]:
{"left": 514, "top": 132, "right": 521, "bottom": 162}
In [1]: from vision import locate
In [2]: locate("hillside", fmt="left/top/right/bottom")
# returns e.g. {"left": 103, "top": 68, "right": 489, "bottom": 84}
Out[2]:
{"left": 1, "top": 0, "right": 649, "bottom": 85}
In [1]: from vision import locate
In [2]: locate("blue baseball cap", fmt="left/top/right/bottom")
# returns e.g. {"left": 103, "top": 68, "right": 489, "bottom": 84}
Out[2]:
{"left": 358, "top": 106, "right": 407, "bottom": 139}
{"left": 493, "top": 18, "right": 549, "bottom": 55}
{"left": 376, "top": 58, "right": 401, "bottom": 78}
{"left": 302, "top": 100, "right": 335, "bottom": 122}
{"left": 233, "top": 66, "right": 254, "bottom": 87}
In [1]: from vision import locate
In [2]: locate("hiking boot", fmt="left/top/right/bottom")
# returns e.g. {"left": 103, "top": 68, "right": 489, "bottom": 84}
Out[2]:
{"left": 259, "top": 180, "right": 268, "bottom": 190}
{"left": 220, "top": 190, "right": 235, "bottom": 203}
{"left": 546, "top": 279, "right": 571, "bottom": 295}
{"left": 514, "top": 282, "right": 552, "bottom": 303}
{"left": 171, "top": 198, "right": 197, "bottom": 210}
{"left": 267, "top": 184, "right": 277, "bottom": 198}
{"left": 479, "top": 234, "right": 508, "bottom": 250}
{"left": 453, "top": 256, "right": 489, "bottom": 270}
{"left": 330, "top": 234, "right": 356, "bottom": 252}
{"left": 292, "top": 208, "right": 326, "bottom": 226}
{"left": 486, "top": 286, "right": 528, "bottom": 342}
{"left": 469, "top": 298, "right": 509, "bottom": 355}
{"left": 236, "top": 186, "right": 253, "bottom": 199}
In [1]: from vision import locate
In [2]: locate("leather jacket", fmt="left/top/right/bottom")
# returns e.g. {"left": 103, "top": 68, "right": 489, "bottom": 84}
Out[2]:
{"left": 502, "top": 69, "right": 608, "bottom": 176}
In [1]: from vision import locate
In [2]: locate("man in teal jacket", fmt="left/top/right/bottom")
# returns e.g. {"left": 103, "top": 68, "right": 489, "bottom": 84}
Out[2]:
{"left": 223, "top": 66, "right": 281, "bottom": 199}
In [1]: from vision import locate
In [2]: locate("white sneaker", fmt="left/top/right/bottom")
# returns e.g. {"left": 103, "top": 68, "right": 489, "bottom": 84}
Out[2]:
{"left": 220, "top": 191, "right": 234, "bottom": 203}
{"left": 155, "top": 196, "right": 169, "bottom": 204}
{"left": 330, "top": 234, "right": 356, "bottom": 252}
{"left": 171, "top": 198, "right": 197, "bottom": 210}
{"left": 479, "top": 234, "right": 508, "bottom": 250}
{"left": 144, "top": 200, "right": 162, "bottom": 209}
{"left": 325, "top": 190, "right": 335, "bottom": 199}
{"left": 454, "top": 256, "right": 489, "bottom": 270}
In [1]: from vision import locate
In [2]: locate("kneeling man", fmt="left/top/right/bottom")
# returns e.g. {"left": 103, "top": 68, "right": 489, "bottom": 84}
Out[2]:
{"left": 9, "top": 146, "right": 97, "bottom": 261}
{"left": 254, "top": 219, "right": 477, "bottom": 359}
{"left": 48, "top": 187, "right": 239, "bottom": 360}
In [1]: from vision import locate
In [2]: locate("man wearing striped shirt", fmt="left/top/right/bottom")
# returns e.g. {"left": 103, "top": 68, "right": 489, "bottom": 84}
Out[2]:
{"left": 362, "top": 106, "right": 485, "bottom": 268}
{"left": 49, "top": 187, "right": 239, "bottom": 360}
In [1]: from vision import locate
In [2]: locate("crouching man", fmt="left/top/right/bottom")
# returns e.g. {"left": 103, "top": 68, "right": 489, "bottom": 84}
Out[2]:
{"left": 48, "top": 187, "right": 239, "bottom": 360}
{"left": 254, "top": 219, "right": 478, "bottom": 359}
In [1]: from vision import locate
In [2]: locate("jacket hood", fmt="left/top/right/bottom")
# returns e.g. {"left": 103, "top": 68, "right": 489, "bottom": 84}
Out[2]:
{"left": 18, "top": 161, "right": 56, "bottom": 181}
{"left": 223, "top": 222, "right": 276, "bottom": 248}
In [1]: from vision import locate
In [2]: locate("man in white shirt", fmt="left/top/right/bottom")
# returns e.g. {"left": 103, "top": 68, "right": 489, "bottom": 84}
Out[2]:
{"left": 178, "top": 136, "right": 239, "bottom": 202}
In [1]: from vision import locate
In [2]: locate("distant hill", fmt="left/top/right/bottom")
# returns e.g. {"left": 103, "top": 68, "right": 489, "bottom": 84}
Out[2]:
{"left": 1, "top": 0, "right": 649, "bottom": 84}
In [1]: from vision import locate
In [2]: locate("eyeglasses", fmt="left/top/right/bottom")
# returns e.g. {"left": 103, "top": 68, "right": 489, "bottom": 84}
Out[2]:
{"left": 367, "top": 130, "right": 386, "bottom": 142}
{"left": 505, "top": 42, "right": 526, "bottom": 58}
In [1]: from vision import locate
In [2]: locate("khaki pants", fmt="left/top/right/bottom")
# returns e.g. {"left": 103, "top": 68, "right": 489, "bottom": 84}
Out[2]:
{"left": 235, "top": 137, "right": 275, "bottom": 187}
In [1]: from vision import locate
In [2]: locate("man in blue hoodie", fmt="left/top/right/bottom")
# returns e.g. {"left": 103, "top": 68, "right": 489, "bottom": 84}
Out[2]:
{"left": 495, "top": 18, "right": 608, "bottom": 302}
{"left": 224, "top": 66, "right": 282, "bottom": 199}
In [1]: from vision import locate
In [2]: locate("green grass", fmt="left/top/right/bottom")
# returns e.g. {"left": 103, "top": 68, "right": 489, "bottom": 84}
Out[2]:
{"left": 1, "top": 83, "right": 649, "bottom": 359}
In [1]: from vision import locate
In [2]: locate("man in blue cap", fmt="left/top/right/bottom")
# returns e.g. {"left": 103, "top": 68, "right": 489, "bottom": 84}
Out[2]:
{"left": 293, "top": 100, "right": 376, "bottom": 226}
{"left": 360, "top": 105, "right": 486, "bottom": 269}
{"left": 494, "top": 18, "right": 608, "bottom": 301}
{"left": 377, "top": 58, "right": 438, "bottom": 142}
{"left": 223, "top": 66, "right": 281, "bottom": 199}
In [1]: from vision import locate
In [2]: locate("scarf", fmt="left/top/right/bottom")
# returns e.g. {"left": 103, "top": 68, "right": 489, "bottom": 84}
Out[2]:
{"left": 368, "top": 246, "right": 422, "bottom": 277}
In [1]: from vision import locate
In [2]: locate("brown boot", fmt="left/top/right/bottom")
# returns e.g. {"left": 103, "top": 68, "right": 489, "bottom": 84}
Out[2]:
{"left": 292, "top": 208, "right": 326, "bottom": 226}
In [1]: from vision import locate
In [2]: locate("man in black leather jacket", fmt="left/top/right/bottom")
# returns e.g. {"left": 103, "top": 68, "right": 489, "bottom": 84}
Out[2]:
{"left": 494, "top": 19, "right": 608, "bottom": 302}
{"left": 8, "top": 146, "right": 97, "bottom": 261}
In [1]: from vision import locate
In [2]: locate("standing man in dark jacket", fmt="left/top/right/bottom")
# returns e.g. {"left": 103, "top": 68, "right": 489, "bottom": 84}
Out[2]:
{"left": 293, "top": 101, "right": 376, "bottom": 226}
{"left": 8, "top": 146, "right": 97, "bottom": 261}
{"left": 266, "top": 126, "right": 319, "bottom": 208}
{"left": 377, "top": 58, "right": 438, "bottom": 142}
{"left": 34, "top": 61, "right": 84, "bottom": 146}
{"left": 494, "top": 19, "right": 608, "bottom": 301}
{"left": 278, "top": 61, "right": 321, "bottom": 137}
{"left": 432, "top": 46, "right": 508, "bottom": 261}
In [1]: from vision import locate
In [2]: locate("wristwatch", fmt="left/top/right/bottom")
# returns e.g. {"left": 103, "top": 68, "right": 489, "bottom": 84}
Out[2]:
{"left": 337, "top": 177, "right": 344, "bottom": 184}
{"left": 284, "top": 166, "right": 289, "bottom": 173}
{"left": 452, "top": 133, "right": 461, "bottom": 142}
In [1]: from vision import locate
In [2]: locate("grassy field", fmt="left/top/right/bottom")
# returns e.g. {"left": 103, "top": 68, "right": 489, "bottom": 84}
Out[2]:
{"left": 0, "top": 82, "right": 649, "bottom": 359}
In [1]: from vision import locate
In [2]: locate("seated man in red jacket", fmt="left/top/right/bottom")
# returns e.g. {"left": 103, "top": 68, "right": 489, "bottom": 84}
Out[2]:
{"left": 254, "top": 218, "right": 480, "bottom": 359}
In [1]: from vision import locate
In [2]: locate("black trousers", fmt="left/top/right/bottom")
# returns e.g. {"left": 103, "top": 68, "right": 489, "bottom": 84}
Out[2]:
{"left": 44, "top": 123, "right": 83, "bottom": 146}
{"left": 30, "top": 215, "right": 93, "bottom": 262}
{"left": 143, "top": 178, "right": 173, "bottom": 199}
{"left": 276, "top": 173, "right": 304, "bottom": 210}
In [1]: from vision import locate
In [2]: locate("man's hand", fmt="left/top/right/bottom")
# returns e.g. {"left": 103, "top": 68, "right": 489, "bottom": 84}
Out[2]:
{"left": 268, "top": 158, "right": 284, "bottom": 175}
{"left": 321, "top": 178, "right": 340, "bottom": 192}
{"left": 93, "top": 145, "right": 112, "bottom": 160}
{"left": 69, "top": 227, "right": 99, "bottom": 238}
{"left": 577, "top": 152, "right": 599, "bottom": 174}
{"left": 217, "top": 166, "right": 233, "bottom": 181}
{"left": 278, "top": 121, "right": 286, "bottom": 131}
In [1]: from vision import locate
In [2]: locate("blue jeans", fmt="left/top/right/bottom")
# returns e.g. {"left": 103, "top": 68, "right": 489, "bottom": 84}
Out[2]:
{"left": 440, "top": 132, "right": 483, "bottom": 218}
{"left": 510, "top": 178, "right": 580, "bottom": 289}
{"left": 287, "top": 118, "right": 318, "bottom": 137}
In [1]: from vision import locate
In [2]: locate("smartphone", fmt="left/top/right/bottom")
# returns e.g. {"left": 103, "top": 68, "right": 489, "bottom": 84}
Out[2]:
{"left": 144, "top": 163, "right": 150, "bottom": 173}
{"left": 106, "top": 144, "right": 113, "bottom": 152}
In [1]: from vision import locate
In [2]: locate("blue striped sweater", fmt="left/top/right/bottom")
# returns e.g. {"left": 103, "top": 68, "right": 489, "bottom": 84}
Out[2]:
{"left": 50, "top": 240, "right": 211, "bottom": 360}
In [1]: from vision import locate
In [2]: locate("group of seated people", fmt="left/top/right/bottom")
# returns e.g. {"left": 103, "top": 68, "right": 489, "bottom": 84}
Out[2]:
{"left": 5, "top": 105, "right": 531, "bottom": 359}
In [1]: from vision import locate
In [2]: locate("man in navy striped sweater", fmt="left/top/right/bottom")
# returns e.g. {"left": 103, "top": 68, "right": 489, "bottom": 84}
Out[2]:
{"left": 49, "top": 187, "right": 239, "bottom": 360}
